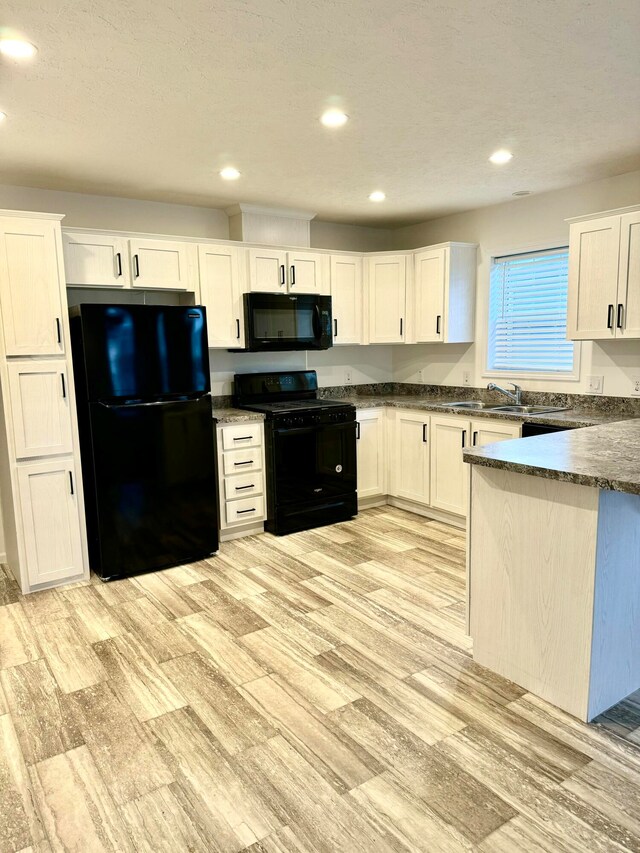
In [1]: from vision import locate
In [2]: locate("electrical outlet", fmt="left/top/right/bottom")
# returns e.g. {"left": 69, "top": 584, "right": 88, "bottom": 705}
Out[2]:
{"left": 631, "top": 375, "right": 640, "bottom": 396}
{"left": 462, "top": 371, "right": 472, "bottom": 387}
{"left": 587, "top": 375, "right": 604, "bottom": 394}
{"left": 345, "top": 369, "right": 353, "bottom": 385}
{"left": 417, "top": 368, "right": 424, "bottom": 383}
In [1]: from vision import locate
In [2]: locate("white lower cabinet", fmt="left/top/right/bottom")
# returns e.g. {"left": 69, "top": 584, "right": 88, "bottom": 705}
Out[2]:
{"left": 429, "top": 415, "right": 470, "bottom": 516}
{"left": 17, "top": 459, "right": 85, "bottom": 587}
{"left": 7, "top": 360, "right": 73, "bottom": 459}
{"left": 356, "top": 408, "right": 386, "bottom": 500}
{"left": 391, "top": 410, "right": 431, "bottom": 505}
{"left": 217, "top": 421, "right": 267, "bottom": 534}
{"left": 470, "top": 419, "right": 521, "bottom": 449}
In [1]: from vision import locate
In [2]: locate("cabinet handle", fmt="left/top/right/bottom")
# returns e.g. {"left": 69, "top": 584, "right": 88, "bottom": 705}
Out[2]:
{"left": 233, "top": 436, "right": 253, "bottom": 441}
{"left": 422, "top": 423, "right": 428, "bottom": 443}
{"left": 356, "top": 422, "right": 361, "bottom": 440}
{"left": 607, "top": 304, "right": 614, "bottom": 329}
{"left": 472, "top": 430, "right": 478, "bottom": 446}
{"left": 115, "top": 252, "right": 123, "bottom": 277}
{"left": 69, "top": 471, "right": 74, "bottom": 495}
{"left": 133, "top": 254, "right": 140, "bottom": 278}
{"left": 236, "top": 318, "right": 241, "bottom": 339}
{"left": 280, "top": 264, "right": 285, "bottom": 286}
{"left": 290, "top": 265, "right": 295, "bottom": 286}
{"left": 334, "top": 318, "right": 338, "bottom": 337}
{"left": 55, "top": 318, "right": 62, "bottom": 344}
{"left": 461, "top": 429, "right": 467, "bottom": 448}
{"left": 436, "top": 315, "right": 441, "bottom": 335}
{"left": 400, "top": 318, "right": 403, "bottom": 337}
{"left": 237, "top": 507, "right": 256, "bottom": 514}
{"left": 234, "top": 460, "right": 254, "bottom": 466}
{"left": 61, "top": 373, "right": 66, "bottom": 398}
{"left": 235, "top": 484, "right": 255, "bottom": 490}
{"left": 617, "top": 303, "right": 624, "bottom": 330}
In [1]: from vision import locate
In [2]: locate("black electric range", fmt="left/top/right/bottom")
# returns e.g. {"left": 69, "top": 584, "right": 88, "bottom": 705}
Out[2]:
{"left": 234, "top": 370, "right": 357, "bottom": 535}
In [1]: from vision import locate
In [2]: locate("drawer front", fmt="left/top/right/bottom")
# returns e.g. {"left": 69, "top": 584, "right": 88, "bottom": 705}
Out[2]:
{"left": 221, "top": 423, "right": 262, "bottom": 451}
{"left": 222, "top": 448, "right": 262, "bottom": 476}
{"left": 224, "top": 472, "right": 264, "bottom": 501}
{"left": 225, "top": 495, "right": 265, "bottom": 526}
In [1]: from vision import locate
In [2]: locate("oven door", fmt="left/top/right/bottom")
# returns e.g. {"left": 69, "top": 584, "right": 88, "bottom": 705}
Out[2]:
{"left": 243, "top": 293, "right": 332, "bottom": 351}
{"left": 270, "top": 420, "right": 357, "bottom": 515}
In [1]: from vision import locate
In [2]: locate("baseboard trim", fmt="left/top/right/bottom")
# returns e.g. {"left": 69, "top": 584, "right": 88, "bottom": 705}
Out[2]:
{"left": 0, "top": 552, "right": 6, "bottom": 564}
{"left": 357, "top": 494, "right": 466, "bottom": 530}
{"left": 220, "top": 523, "right": 265, "bottom": 542}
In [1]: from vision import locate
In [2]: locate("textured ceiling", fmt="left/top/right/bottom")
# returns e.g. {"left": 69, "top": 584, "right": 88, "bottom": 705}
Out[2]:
{"left": 0, "top": 0, "right": 639, "bottom": 226}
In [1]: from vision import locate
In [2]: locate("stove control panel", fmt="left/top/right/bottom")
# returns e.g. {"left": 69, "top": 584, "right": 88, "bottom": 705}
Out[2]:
{"left": 275, "top": 408, "right": 355, "bottom": 429}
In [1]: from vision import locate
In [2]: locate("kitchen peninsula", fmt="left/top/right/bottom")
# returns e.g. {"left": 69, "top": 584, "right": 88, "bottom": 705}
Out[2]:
{"left": 464, "top": 419, "right": 640, "bottom": 722}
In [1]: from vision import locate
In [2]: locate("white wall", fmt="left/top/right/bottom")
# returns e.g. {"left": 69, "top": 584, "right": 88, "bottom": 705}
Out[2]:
{"left": 392, "top": 170, "right": 640, "bottom": 397}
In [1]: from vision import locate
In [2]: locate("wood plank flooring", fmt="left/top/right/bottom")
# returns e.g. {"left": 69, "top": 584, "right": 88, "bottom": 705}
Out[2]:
{"left": 1, "top": 506, "right": 640, "bottom": 852}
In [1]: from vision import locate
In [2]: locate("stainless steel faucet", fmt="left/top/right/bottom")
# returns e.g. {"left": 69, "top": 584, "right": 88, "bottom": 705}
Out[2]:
{"left": 487, "top": 382, "right": 522, "bottom": 405}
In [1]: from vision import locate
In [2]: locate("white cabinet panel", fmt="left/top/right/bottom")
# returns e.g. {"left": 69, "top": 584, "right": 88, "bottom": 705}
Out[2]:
{"left": 198, "top": 244, "right": 244, "bottom": 348}
{"left": 17, "top": 458, "right": 84, "bottom": 587}
{"left": 0, "top": 218, "right": 65, "bottom": 355}
{"left": 414, "top": 248, "right": 446, "bottom": 342}
{"left": 392, "top": 410, "right": 430, "bottom": 504}
{"left": 7, "top": 361, "right": 73, "bottom": 459}
{"left": 223, "top": 471, "right": 264, "bottom": 501}
{"left": 63, "top": 231, "right": 129, "bottom": 288}
{"left": 247, "top": 248, "right": 288, "bottom": 293}
{"left": 470, "top": 419, "right": 521, "bottom": 448}
{"left": 567, "top": 217, "right": 621, "bottom": 340}
{"left": 330, "top": 255, "right": 363, "bottom": 345}
{"left": 221, "top": 422, "right": 262, "bottom": 450}
{"left": 225, "top": 495, "right": 265, "bottom": 526}
{"left": 129, "top": 239, "right": 192, "bottom": 290}
{"left": 430, "top": 415, "right": 469, "bottom": 516}
{"left": 222, "top": 447, "right": 262, "bottom": 476}
{"left": 356, "top": 408, "right": 386, "bottom": 499}
{"left": 618, "top": 211, "right": 640, "bottom": 338}
{"left": 287, "top": 251, "right": 329, "bottom": 294}
{"left": 368, "top": 255, "right": 407, "bottom": 343}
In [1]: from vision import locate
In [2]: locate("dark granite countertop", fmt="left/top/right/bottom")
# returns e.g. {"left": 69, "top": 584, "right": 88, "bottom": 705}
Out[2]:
{"left": 464, "top": 419, "right": 640, "bottom": 495}
{"left": 212, "top": 407, "right": 265, "bottom": 425}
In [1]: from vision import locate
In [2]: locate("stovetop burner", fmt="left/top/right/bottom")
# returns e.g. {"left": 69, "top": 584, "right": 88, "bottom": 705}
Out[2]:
{"left": 244, "top": 398, "right": 352, "bottom": 414}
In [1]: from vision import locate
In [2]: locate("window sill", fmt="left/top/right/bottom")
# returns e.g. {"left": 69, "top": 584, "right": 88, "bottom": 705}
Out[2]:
{"left": 482, "top": 369, "right": 581, "bottom": 383}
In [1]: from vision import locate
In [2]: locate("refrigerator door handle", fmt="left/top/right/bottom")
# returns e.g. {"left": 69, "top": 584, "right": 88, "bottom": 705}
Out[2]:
{"left": 97, "top": 396, "right": 208, "bottom": 409}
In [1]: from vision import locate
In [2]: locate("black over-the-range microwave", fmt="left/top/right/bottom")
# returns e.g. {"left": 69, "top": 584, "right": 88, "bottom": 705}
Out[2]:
{"left": 233, "top": 293, "right": 333, "bottom": 352}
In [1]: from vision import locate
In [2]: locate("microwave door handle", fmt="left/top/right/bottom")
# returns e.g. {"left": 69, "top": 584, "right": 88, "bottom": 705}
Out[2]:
{"left": 312, "top": 303, "right": 321, "bottom": 339}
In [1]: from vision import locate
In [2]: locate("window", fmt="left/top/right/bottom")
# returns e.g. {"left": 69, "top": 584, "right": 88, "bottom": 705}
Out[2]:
{"left": 487, "top": 247, "right": 576, "bottom": 376}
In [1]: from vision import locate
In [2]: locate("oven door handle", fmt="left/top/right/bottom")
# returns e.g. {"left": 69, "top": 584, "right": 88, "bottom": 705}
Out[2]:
{"left": 273, "top": 422, "right": 354, "bottom": 437}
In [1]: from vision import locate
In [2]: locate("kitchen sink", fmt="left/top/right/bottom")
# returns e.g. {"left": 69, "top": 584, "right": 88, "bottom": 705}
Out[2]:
{"left": 440, "top": 401, "right": 490, "bottom": 409}
{"left": 488, "top": 405, "right": 569, "bottom": 415}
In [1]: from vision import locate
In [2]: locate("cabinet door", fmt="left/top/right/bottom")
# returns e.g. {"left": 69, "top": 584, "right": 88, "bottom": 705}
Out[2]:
{"left": 368, "top": 256, "right": 406, "bottom": 343}
{"left": 17, "top": 458, "right": 84, "bottom": 587}
{"left": 393, "top": 410, "right": 430, "bottom": 504}
{"left": 330, "top": 255, "right": 363, "bottom": 345}
{"left": 430, "top": 415, "right": 469, "bottom": 516}
{"left": 7, "top": 361, "right": 73, "bottom": 458}
{"left": 0, "top": 217, "right": 65, "bottom": 355}
{"left": 356, "top": 408, "right": 386, "bottom": 499}
{"left": 63, "top": 231, "right": 129, "bottom": 288}
{"left": 129, "top": 239, "right": 191, "bottom": 290}
{"left": 567, "top": 217, "right": 621, "bottom": 340}
{"left": 198, "top": 244, "right": 244, "bottom": 348}
{"left": 414, "top": 248, "right": 446, "bottom": 342}
{"left": 617, "top": 211, "right": 640, "bottom": 338}
{"left": 470, "top": 418, "right": 521, "bottom": 448}
{"left": 247, "top": 248, "right": 288, "bottom": 293}
{"left": 287, "top": 251, "right": 329, "bottom": 294}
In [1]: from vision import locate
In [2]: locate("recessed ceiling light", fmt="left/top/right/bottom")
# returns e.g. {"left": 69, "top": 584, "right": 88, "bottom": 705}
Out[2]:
{"left": 512, "top": 190, "right": 532, "bottom": 197}
{"left": 489, "top": 149, "right": 513, "bottom": 165}
{"left": 0, "top": 38, "right": 37, "bottom": 59}
{"left": 219, "top": 167, "right": 241, "bottom": 180}
{"left": 0, "top": 112, "right": 6, "bottom": 122}
{"left": 369, "top": 191, "right": 386, "bottom": 202}
{"left": 320, "top": 109, "right": 348, "bottom": 128}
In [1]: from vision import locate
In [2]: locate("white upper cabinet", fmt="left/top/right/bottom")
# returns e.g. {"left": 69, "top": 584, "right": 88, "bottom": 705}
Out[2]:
{"left": 7, "top": 360, "right": 73, "bottom": 459}
{"left": 63, "top": 231, "right": 129, "bottom": 287}
{"left": 287, "top": 250, "right": 329, "bottom": 294}
{"left": 367, "top": 255, "right": 407, "bottom": 344}
{"left": 0, "top": 217, "right": 65, "bottom": 356}
{"left": 198, "top": 244, "right": 245, "bottom": 348}
{"left": 247, "top": 248, "right": 328, "bottom": 294}
{"left": 129, "top": 238, "right": 193, "bottom": 290}
{"left": 413, "top": 244, "right": 476, "bottom": 343}
{"left": 567, "top": 206, "right": 640, "bottom": 340}
{"left": 330, "top": 255, "right": 363, "bottom": 345}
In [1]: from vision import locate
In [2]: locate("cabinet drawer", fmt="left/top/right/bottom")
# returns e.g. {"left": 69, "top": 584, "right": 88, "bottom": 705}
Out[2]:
{"left": 221, "top": 423, "right": 262, "bottom": 451}
{"left": 224, "top": 472, "right": 264, "bottom": 501}
{"left": 225, "top": 495, "right": 265, "bottom": 525}
{"left": 222, "top": 448, "right": 262, "bottom": 476}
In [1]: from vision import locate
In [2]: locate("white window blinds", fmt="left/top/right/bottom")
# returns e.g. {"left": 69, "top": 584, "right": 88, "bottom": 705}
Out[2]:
{"left": 488, "top": 248, "right": 574, "bottom": 374}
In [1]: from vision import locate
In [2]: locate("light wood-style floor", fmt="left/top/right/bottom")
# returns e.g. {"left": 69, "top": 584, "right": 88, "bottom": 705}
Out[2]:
{"left": 2, "top": 506, "right": 640, "bottom": 852}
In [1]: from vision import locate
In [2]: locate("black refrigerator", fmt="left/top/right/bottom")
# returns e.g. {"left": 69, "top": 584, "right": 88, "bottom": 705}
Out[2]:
{"left": 70, "top": 304, "right": 219, "bottom": 581}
